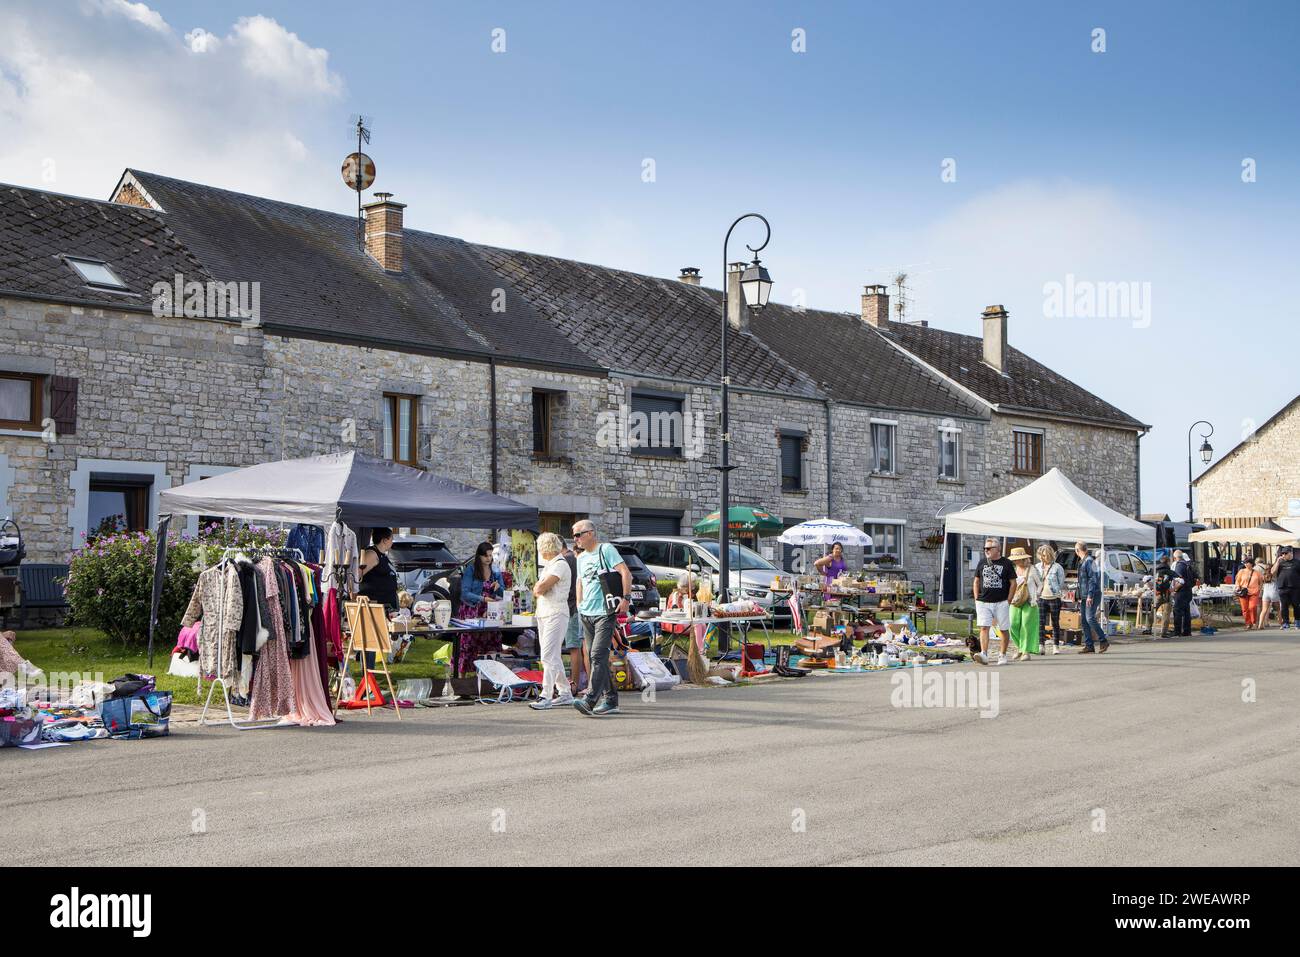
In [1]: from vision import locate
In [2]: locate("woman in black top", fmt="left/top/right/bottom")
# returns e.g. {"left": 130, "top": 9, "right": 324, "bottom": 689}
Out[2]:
{"left": 358, "top": 526, "right": 400, "bottom": 611}
{"left": 1272, "top": 545, "right": 1300, "bottom": 629}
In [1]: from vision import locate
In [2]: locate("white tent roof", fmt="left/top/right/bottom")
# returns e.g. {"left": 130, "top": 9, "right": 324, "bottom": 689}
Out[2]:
{"left": 942, "top": 468, "right": 1155, "bottom": 546}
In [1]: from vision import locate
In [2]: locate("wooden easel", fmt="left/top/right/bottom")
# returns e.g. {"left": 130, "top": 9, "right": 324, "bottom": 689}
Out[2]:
{"left": 334, "top": 597, "right": 401, "bottom": 719}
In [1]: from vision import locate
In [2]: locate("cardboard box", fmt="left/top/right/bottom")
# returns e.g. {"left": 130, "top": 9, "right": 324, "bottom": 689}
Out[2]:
{"left": 1058, "top": 610, "right": 1082, "bottom": 632}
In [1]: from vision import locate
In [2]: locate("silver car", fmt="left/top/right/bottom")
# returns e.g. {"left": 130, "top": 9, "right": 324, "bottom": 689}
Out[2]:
{"left": 614, "top": 535, "right": 784, "bottom": 615}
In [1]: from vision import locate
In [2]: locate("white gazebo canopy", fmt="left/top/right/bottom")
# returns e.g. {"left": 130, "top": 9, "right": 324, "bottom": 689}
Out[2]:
{"left": 942, "top": 468, "right": 1155, "bottom": 547}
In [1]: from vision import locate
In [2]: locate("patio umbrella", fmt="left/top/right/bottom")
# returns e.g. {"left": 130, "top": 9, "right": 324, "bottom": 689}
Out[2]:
{"left": 693, "top": 506, "right": 783, "bottom": 536}
{"left": 777, "top": 518, "right": 873, "bottom": 547}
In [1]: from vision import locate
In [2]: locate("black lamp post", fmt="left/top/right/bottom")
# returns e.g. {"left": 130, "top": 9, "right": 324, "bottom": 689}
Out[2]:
{"left": 1186, "top": 420, "right": 1214, "bottom": 522}
{"left": 716, "top": 214, "right": 773, "bottom": 652}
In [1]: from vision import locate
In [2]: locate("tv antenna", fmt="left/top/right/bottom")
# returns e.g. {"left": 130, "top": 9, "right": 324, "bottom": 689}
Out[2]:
{"left": 341, "top": 114, "right": 376, "bottom": 250}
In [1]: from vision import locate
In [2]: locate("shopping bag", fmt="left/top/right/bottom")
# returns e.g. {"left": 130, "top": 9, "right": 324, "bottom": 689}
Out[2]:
{"left": 101, "top": 691, "right": 172, "bottom": 738}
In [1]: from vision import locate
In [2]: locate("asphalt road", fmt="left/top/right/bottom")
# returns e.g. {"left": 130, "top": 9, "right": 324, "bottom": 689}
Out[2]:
{"left": 5, "top": 630, "right": 1299, "bottom": 866}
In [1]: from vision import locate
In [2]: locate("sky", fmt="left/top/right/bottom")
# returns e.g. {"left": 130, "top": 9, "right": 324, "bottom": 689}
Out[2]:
{"left": 2, "top": 0, "right": 1297, "bottom": 517}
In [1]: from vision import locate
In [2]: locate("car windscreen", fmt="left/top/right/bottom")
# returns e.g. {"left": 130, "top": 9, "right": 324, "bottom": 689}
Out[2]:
{"left": 389, "top": 541, "right": 458, "bottom": 568}
{"left": 693, "top": 540, "right": 776, "bottom": 571}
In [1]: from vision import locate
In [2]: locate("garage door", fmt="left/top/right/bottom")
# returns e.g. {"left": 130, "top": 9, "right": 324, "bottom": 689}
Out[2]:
{"left": 628, "top": 509, "right": 682, "bottom": 537}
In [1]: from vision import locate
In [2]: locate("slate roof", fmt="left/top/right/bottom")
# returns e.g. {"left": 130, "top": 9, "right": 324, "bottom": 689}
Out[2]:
{"left": 877, "top": 321, "right": 1147, "bottom": 430}
{"left": 471, "top": 246, "right": 823, "bottom": 397}
{"left": 125, "top": 171, "right": 601, "bottom": 372}
{"left": 745, "top": 302, "right": 981, "bottom": 418}
{"left": 0, "top": 182, "right": 211, "bottom": 310}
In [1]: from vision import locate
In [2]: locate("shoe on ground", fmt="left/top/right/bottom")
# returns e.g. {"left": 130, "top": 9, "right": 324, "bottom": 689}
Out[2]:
{"left": 572, "top": 697, "right": 594, "bottom": 716}
{"left": 552, "top": 693, "right": 575, "bottom": 706}
{"left": 972, "top": 651, "right": 988, "bottom": 666}
{"left": 593, "top": 700, "right": 621, "bottom": 716}
{"left": 1283, "top": 623, "right": 1292, "bottom": 630}
{"left": 997, "top": 654, "right": 1009, "bottom": 665}
{"left": 528, "top": 698, "right": 552, "bottom": 711}
{"left": 1098, "top": 640, "right": 1110, "bottom": 654}
{"left": 1079, "top": 645, "right": 1095, "bottom": 654}
{"left": 1051, "top": 642, "right": 1061, "bottom": 655}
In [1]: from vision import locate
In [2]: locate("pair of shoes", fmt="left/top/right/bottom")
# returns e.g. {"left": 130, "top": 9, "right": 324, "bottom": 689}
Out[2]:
{"left": 1282, "top": 623, "right": 1292, "bottom": 630}
{"left": 1141, "top": 628, "right": 1152, "bottom": 636}
{"left": 593, "top": 700, "right": 620, "bottom": 716}
{"left": 1079, "top": 646, "right": 1096, "bottom": 654}
{"left": 1098, "top": 640, "right": 1110, "bottom": 654}
{"left": 572, "top": 697, "right": 594, "bottom": 716}
{"left": 972, "top": 651, "right": 989, "bottom": 666}
{"left": 1051, "top": 642, "right": 1061, "bottom": 655}
{"left": 528, "top": 698, "right": 553, "bottom": 711}
{"left": 552, "top": 693, "right": 575, "bottom": 706}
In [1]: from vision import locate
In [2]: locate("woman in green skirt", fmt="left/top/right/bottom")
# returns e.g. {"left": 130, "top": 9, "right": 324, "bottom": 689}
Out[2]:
{"left": 1008, "top": 546, "right": 1043, "bottom": 660}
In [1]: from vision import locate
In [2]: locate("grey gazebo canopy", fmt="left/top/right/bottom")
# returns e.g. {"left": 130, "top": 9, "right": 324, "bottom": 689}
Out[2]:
{"left": 147, "top": 451, "right": 539, "bottom": 661}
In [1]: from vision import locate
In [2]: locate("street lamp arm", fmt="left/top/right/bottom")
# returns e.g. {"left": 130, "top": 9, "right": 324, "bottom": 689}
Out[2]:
{"left": 724, "top": 212, "right": 771, "bottom": 261}
{"left": 1186, "top": 420, "right": 1214, "bottom": 523}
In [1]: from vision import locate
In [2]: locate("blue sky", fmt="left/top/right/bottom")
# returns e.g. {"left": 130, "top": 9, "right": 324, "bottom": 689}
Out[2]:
{"left": 2, "top": 0, "right": 1296, "bottom": 516}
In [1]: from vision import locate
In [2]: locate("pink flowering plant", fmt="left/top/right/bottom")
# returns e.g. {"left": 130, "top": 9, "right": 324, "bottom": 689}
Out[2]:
{"left": 64, "top": 523, "right": 287, "bottom": 647}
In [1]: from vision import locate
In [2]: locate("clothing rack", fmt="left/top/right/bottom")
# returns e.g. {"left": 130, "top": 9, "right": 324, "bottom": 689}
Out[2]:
{"left": 199, "top": 545, "right": 305, "bottom": 731}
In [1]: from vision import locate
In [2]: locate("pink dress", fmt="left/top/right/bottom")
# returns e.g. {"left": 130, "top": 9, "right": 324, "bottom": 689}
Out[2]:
{"left": 249, "top": 558, "right": 297, "bottom": 720}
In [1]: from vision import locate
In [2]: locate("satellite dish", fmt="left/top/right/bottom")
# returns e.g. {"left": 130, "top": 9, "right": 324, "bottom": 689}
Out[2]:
{"left": 342, "top": 152, "right": 376, "bottom": 192}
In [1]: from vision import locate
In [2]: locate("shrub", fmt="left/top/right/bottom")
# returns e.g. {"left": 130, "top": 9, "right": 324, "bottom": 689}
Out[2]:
{"left": 64, "top": 524, "right": 287, "bottom": 648}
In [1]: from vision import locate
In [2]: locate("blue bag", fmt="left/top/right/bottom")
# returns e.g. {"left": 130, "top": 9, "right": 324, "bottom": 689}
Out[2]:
{"left": 102, "top": 691, "right": 173, "bottom": 738}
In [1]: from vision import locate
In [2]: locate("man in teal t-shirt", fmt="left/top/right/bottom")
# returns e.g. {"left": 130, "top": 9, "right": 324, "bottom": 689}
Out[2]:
{"left": 572, "top": 520, "right": 630, "bottom": 715}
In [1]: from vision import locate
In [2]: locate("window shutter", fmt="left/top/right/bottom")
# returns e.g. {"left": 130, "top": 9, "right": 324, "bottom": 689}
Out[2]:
{"left": 50, "top": 376, "right": 78, "bottom": 436}
{"left": 800, "top": 449, "right": 812, "bottom": 490}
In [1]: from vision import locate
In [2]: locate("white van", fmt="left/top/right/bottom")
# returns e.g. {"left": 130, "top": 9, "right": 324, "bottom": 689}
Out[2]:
{"left": 614, "top": 535, "right": 785, "bottom": 616}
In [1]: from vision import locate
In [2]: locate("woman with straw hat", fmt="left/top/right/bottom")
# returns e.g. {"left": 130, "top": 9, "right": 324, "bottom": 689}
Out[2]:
{"left": 1008, "top": 545, "right": 1043, "bottom": 661}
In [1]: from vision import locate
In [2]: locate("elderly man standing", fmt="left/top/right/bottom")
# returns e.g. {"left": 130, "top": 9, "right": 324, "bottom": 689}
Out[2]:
{"left": 1077, "top": 541, "right": 1109, "bottom": 653}
{"left": 972, "top": 537, "right": 1016, "bottom": 665}
{"left": 571, "top": 520, "right": 631, "bottom": 716}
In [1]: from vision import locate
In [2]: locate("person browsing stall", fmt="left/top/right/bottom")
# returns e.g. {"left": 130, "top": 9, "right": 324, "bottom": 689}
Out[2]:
{"left": 357, "top": 527, "right": 399, "bottom": 611}
{"left": 528, "top": 532, "right": 574, "bottom": 711}
{"left": 571, "top": 520, "right": 630, "bottom": 717}
{"left": 814, "top": 542, "right": 847, "bottom": 595}
{"left": 1076, "top": 541, "right": 1109, "bottom": 653}
{"left": 455, "top": 542, "right": 506, "bottom": 674}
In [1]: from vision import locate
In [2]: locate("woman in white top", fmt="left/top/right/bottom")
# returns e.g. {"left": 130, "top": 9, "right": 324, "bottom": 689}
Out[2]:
{"left": 1259, "top": 560, "right": 1279, "bottom": 630}
{"left": 530, "top": 532, "right": 574, "bottom": 710}
{"left": 1035, "top": 544, "right": 1067, "bottom": 654}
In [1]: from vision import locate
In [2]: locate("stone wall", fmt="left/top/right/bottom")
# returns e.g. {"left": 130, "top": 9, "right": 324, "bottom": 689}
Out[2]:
{"left": 829, "top": 405, "right": 989, "bottom": 596}
{"left": 1194, "top": 398, "right": 1300, "bottom": 523}
{"left": 0, "top": 295, "right": 273, "bottom": 563}
{"left": 986, "top": 413, "right": 1140, "bottom": 517}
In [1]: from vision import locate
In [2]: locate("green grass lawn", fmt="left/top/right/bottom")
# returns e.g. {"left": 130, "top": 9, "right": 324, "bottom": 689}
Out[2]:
{"left": 11, "top": 613, "right": 976, "bottom": 707}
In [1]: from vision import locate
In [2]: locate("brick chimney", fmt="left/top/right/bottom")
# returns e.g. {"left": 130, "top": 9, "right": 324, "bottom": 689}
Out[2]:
{"left": 982, "top": 304, "right": 1009, "bottom": 372}
{"left": 862, "top": 284, "right": 890, "bottom": 327}
{"left": 678, "top": 266, "right": 701, "bottom": 286}
{"left": 363, "top": 192, "right": 406, "bottom": 272}
{"left": 726, "top": 261, "right": 748, "bottom": 332}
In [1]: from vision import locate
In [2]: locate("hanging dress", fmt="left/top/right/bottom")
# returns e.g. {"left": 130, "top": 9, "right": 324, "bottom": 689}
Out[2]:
{"left": 249, "top": 557, "right": 297, "bottom": 720}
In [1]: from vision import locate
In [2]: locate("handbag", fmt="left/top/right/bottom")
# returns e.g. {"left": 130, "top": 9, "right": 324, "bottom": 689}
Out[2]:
{"left": 596, "top": 544, "right": 625, "bottom": 615}
{"left": 1010, "top": 580, "right": 1030, "bottom": 607}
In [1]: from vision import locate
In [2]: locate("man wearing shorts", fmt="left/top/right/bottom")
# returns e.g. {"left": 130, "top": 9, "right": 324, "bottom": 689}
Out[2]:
{"left": 973, "top": 538, "right": 1016, "bottom": 665}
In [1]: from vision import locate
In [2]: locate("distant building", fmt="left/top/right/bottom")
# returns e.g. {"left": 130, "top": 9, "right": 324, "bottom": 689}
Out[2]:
{"left": 1193, "top": 395, "right": 1300, "bottom": 529}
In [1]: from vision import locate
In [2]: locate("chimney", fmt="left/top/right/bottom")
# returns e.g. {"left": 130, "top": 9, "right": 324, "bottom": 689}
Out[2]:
{"left": 982, "top": 304, "right": 1009, "bottom": 372}
{"left": 861, "top": 284, "right": 890, "bottom": 327}
{"left": 678, "top": 266, "right": 701, "bottom": 286}
{"left": 363, "top": 192, "right": 406, "bottom": 272}
{"left": 726, "top": 261, "right": 748, "bottom": 332}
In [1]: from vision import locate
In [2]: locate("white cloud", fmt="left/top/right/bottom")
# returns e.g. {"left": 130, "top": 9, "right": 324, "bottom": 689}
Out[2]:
{"left": 0, "top": 1, "right": 345, "bottom": 205}
{"left": 85, "top": 0, "right": 170, "bottom": 34}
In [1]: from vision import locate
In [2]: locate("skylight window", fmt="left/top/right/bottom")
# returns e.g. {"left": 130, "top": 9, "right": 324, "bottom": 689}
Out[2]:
{"left": 65, "top": 257, "right": 128, "bottom": 290}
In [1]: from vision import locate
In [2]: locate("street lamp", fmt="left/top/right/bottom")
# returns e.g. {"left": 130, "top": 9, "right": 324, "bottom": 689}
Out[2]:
{"left": 716, "top": 214, "right": 772, "bottom": 652}
{"left": 1186, "top": 420, "right": 1214, "bottom": 522}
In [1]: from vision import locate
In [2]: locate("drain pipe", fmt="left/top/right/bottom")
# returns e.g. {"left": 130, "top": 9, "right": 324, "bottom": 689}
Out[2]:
{"left": 489, "top": 357, "right": 499, "bottom": 494}
{"left": 824, "top": 398, "right": 833, "bottom": 516}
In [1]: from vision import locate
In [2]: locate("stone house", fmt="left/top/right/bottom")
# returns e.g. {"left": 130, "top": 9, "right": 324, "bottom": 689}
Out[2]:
{"left": 1, "top": 169, "right": 1146, "bottom": 607}
{"left": 1192, "top": 394, "right": 1300, "bottom": 530}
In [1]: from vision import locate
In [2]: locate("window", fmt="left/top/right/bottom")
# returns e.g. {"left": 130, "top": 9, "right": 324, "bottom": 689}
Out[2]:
{"left": 532, "top": 390, "right": 554, "bottom": 457}
{"left": 383, "top": 393, "right": 419, "bottom": 466}
{"left": 1012, "top": 429, "right": 1043, "bottom": 475}
{"left": 0, "top": 373, "right": 43, "bottom": 431}
{"left": 938, "top": 428, "right": 961, "bottom": 480}
{"left": 627, "top": 509, "right": 682, "bottom": 536}
{"left": 65, "top": 257, "right": 128, "bottom": 290}
{"left": 88, "top": 473, "right": 152, "bottom": 536}
{"left": 870, "top": 421, "right": 895, "bottom": 474}
{"left": 780, "top": 432, "right": 804, "bottom": 490}
{"left": 629, "top": 391, "right": 684, "bottom": 458}
{"left": 864, "top": 521, "right": 904, "bottom": 560}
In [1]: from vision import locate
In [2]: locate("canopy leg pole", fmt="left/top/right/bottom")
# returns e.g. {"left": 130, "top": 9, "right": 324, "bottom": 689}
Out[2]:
{"left": 147, "top": 514, "right": 172, "bottom": 669}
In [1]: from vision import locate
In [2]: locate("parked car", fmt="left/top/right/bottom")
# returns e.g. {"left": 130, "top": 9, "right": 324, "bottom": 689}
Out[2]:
{"left": 610, "top": 543, "right": 661, "bottom": 615}
{"left": 614, "top": 535, "right": 784, "bottom": 616}
{"left": 1055, "top": 546, "right": 1151, "bottom": 589}
{"left": 389, "top": 535, "right": 464, "bottom": 604}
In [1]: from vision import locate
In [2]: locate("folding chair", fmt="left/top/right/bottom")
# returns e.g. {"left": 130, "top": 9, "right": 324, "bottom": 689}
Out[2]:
{"left": 472, "top": 658, "right": 540, "bottom": 703}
